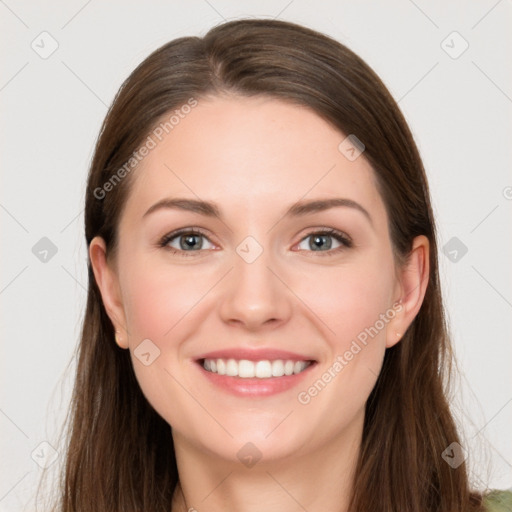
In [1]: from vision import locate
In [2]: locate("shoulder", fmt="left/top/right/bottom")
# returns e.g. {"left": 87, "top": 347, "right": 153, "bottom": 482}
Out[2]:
{"left": 482, "top": 490, "right": 512, "bottom": 511}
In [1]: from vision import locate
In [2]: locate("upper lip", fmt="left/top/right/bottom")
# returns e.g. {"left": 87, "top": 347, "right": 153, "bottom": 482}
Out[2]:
{"left": 196, "top": 348, "right": 317, "bottom": 362}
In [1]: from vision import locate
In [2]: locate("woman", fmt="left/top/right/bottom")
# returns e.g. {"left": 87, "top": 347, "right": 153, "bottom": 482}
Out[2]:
{"left": 43, "top": 18, "right": 511, "bottom": 511}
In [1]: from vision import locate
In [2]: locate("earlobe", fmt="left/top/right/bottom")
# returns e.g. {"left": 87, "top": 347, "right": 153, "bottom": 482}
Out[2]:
{"left": 89, "top": 236, "right": 129, "bottom": 349}
{"left": 386, "top": 235, "right": 430, "bottom": 348}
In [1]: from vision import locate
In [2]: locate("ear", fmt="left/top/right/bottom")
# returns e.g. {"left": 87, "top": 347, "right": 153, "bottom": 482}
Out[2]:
{"left": 89, "top": 236, "right": 129, "bottom": 349}
{"left": 386, "top": 235, "right": 430, "bottom": 348}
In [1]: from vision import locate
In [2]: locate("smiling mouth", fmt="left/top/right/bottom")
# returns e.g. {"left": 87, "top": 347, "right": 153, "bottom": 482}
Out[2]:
{"left": 198, "top": 358, "right": 315, "bottom": 379}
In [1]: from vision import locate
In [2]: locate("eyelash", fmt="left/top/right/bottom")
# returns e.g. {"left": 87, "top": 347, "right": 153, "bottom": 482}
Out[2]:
{"left": 158, "top": 227, "right": 353, "bottom": 258}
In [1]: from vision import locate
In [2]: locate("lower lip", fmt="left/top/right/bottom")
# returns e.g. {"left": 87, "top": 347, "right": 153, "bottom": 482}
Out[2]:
{"left": 196, "top": 361, "right": 317, "bottom": 397}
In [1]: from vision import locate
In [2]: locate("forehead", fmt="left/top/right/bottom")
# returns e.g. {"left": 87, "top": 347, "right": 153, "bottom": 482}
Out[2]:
{"left": 121, "top": 95, "right": 387, "bottom": 228}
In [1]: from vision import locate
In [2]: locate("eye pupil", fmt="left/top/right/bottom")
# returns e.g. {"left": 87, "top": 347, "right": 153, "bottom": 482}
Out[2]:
{"left": 181, "top": 234, "right": 201, "bottom": 250}
{"left": 311, "top": 234, "right": 332, "bottom": 251}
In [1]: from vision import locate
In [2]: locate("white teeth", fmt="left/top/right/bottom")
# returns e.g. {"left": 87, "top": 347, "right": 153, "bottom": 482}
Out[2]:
{"left": 294, "top": 361, "right": 306, "bottom": 374}
{"left": 238, "top": 359, "right": 255, "bottom": 378}
{"left": 226, "top": 359, "right": 238, "bottom": 376}
{"left": 255, "top": 360, "right": 272, "bottom": 378}
{"left": 202, "top": 358, "right": 312, "bottom": 378}
{"left": 271, "top": 360, "right": 285, "bottom": 377}
{"left": 284, "top": 360, "right": 294, "bottom": 376}
{"left": 216, "top": 359, "right": 226, "bottom": 375}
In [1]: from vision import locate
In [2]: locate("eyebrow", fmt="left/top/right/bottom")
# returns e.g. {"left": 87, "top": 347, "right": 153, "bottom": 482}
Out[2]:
{"left": 143, "top": 197, "right": 373, "bottom": 226}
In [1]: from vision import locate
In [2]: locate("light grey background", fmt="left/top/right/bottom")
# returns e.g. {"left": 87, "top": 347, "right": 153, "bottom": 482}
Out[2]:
{"left": 1, "top": 1, "right": 511, "bottom": 510}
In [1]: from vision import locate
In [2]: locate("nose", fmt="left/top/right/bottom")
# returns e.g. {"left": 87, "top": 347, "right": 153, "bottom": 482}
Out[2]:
{"left": 218, "top": 247, "right": 293, "bottom": 332}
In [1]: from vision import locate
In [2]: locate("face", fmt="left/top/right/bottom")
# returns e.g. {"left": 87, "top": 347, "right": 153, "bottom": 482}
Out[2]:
{"left": 90, "top": 95, "right": 428, "bottom": 465}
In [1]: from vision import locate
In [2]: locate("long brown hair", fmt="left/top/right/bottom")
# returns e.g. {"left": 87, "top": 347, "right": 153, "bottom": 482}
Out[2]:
{"left": 41, "top": 18, "right": 485, "bottom": 511}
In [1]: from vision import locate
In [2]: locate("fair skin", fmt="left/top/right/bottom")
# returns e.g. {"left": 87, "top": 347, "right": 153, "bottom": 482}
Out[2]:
{"left": 90, "top": 95, "right": 429, "bottom": 512}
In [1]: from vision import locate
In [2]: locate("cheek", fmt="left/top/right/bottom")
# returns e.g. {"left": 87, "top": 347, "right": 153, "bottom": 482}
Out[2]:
{"left": 298, "top": 257, "right": 395, "bottom": 350}
{"left": 121, "top": 260, "right": 204, "bottom": 342}
{"left": 119, "top": 262, "right": 205, "bottom": 423}
{"left": 291, "top": 262, "right": 395, "bottom": 434}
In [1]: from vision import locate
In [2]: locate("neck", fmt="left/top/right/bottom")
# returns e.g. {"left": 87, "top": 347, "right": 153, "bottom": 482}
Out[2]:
{"left": 170, "top": 411, "right": 363, "bottom": 512}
